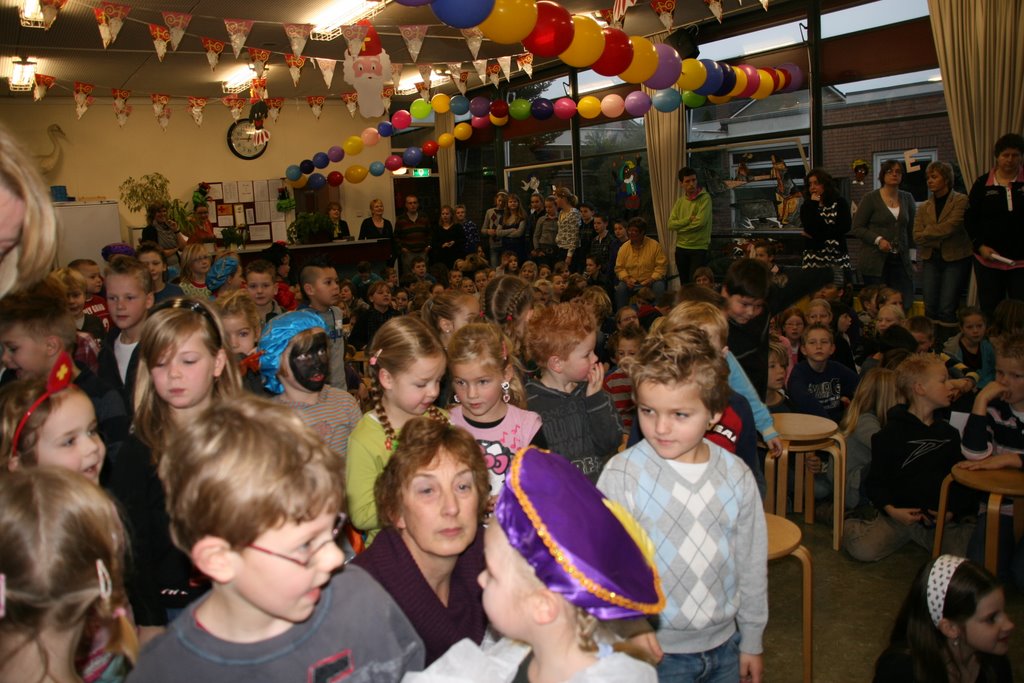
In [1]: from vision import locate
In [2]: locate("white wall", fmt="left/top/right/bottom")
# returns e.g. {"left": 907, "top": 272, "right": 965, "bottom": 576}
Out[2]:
{"left": 0, "top": 99, "right": 395, "bottom": 241}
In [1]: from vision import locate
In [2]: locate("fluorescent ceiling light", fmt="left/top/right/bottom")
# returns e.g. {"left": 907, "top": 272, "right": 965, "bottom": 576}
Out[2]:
{"left": 19, "top": 0, "right": 45, "bottom": 28}
{"left": 311, "top": 1, "right": 385, "bottom": 41}
{"left": 9, "top": 58, "right": 36, "bottom": 91}
{"left": 222, "top": 64, "right": 263, "bottom": 94}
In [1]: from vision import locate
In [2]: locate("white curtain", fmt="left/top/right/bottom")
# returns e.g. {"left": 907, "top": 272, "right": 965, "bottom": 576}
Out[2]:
{"left": 643, "top": 35, "right": 685, "bottom": 284}
{"left": 927, "top": 0, "right": 1024, "bottom": 181}
{"left": 436, "top": 110, "right": 457, "bottom": 207}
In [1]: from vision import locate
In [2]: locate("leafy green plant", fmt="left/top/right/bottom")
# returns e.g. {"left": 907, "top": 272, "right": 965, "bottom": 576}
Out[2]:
{"left": 168, "top": 199, "right": 194, "bottom": 236}
{"left": 118, "top": 173, "right": 170, "bottom": 214}
{"left": 287, "top": 212, "right": 332, "bottom": 244}
{"left": 220, "top": 225, "right": 247, "bottom": 248}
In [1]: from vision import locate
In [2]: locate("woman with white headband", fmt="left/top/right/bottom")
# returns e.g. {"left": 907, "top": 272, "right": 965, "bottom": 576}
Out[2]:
{"left": 874, "top": 555, "right": 1014, "bottom": 682}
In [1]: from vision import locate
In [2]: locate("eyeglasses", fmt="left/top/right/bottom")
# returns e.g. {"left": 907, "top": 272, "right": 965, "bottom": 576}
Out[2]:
{"left": 247, "top": 513, "right": 346, "bottom": 568}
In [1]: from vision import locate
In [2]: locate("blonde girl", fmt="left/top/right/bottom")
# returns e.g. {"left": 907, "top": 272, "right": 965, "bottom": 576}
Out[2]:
{"left": 421, "top": 290, "right": 481, "bottom": 349}
{"left": 776, "top": 306, "right": 806, "bottom": 380}
{"left": 766, "top": 341, "right": 794, "bottom": 412}
{"left": 0, "top": 467, "right": 137, "bottom": 683}
{"left": 806, "top": 298, "right": 833, "bottom": 326}
{"left": 346, "top": 316, "right": 448, "bottom": 543}
{"left": 531, "top": 279, "right": 552, "bottom": 308}
{"left": 839, "top": 367, "right": 900, "bottom": 510}
{"left": 876, "top": 303, "right": 906, "bottom": 335}
{"left": 519, "top": 260, "right": 538, "bottom": 283}
{"left": 448, "top": 323, "right": 543, "bottom": 502}
{"left": 177, "top": 244, "right": 212, "bottom": 300}
{"left": 482, "top": 275, "right": 534, "bottom": 362}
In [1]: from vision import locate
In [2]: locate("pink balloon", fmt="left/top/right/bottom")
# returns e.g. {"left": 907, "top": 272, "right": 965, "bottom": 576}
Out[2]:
{"left": 471, "top": 115, "right": 491, "bottom": 129}
{"left": 553, "top": 97, "right": 577, "bottom": 119}
{"left": 361, "top": 127, "right": 380, "bottom": 146}
{"left": 600, "top": 93, "right": 625, "bottom": 118}
{"left": 384, "top": 154, "right": 404, "bottom": 171}
{"left": 736, "top": 65, "right": 760, "bottom": 99}
{"left": 391, "top": 110, "right": 412, "bottom": 130}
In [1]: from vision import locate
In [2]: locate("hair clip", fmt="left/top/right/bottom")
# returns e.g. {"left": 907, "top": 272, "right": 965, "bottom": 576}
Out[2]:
{"left": 96, "top": 559, "right": 112, "bottom": 603}
{"left": 11, "top": 352, "right": 75, "bottom": 457}
{"left": 505, "top": 314, "right": 513, "bottom": 322}
{"left": 112, "top": 606, "right": 127, "bottom": 619}
{"left": 1, "top": 573, "right": 6, "bottom": 619}
{"left": 369, "top": 348, "right": 383, "bottom": 367}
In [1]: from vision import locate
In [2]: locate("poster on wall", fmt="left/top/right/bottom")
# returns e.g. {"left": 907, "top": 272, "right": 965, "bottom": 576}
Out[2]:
{"left": 204, "top": 177, "right": 292, "bottom": 245}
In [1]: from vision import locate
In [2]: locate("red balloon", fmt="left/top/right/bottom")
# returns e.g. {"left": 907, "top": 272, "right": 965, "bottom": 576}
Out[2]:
{"left": 327, "top": 171, "right": 344, "bottom": 187}
{"left": 422, "top": 140, "right": 439, "bottom": 157}
{"left": 490, "top": 99, "right": 509, "bottom": 118}
{"left": 765, "top": 68, "right": 782, "bottom": 93}
{"left": 590, "top": 27, "right": 633, "bottom": 77}
{"left": 522, "top": 0, "right": 574, "bottom": 57}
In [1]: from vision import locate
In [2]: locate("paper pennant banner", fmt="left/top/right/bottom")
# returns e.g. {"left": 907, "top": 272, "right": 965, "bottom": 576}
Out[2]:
{"left": 250, "top": 77, "right": 268, "bottom": 100}
{"left": 75, "top": 95, "right": 94, "bottom": 120}
{"left": 224, "top": 18, "right": 253, "bottom": 58}
{"left": 650, "top": 0, "right": 676, "bottom": 29}
{"left": 149, "top": 24, "right": 170, "bottom": 62}
{"left": 340, "top": 92, "right": 359, "bottom": 117}
{"left": 248, "top": 47, "right": 271, "bottom": 78}
{"left": 222, "top": 95, "right": 246, "bottom": 121}
{"left": 517, "top": 54, "right": 534, "bottom": 78}
{"left": 705, "top": 0, "right": 723, "bottom": 22}
{"left": 73, "top": 82, "right": 94, "bottom": 120}
{"left": 39, "top": 0, "right": 67, "bottom": 30}
{"left": 315, "top": 58, "right": 336, "bottom": 89}
{"left": 417, "top": 64, "right": 433, "bottom": 91}
{"left": 95, "top": 3, "right": 129, "bottom": 48}
{"left": 162, "top": 11, "right": 191, "bottom": 51}
{"left": 612, "top": 0, "right": 638, "bottom": 23}
{"left": 390, "top": 62, "right": 403, "bottom": 84}
{"left": 188, "top": 96, "right": 207, "bottom": 126}
{"left": 156, "top": 106, "right": 171, "bottom": 131}
{"left": 283, "top": 23, "right": 312, "bottom": 57}
{"left": 461, "top": 28, "right": 483, "bottom": 60}
{"left": 202, "top": 37, "right": 225, "bottom": 71}
{"left": 343, "top": 23, "right": 370, "bottom": 57}
{"left": 486, "top": 61, "right": 502, "bottom": 88}
{"left": 455, "top": 69, "right": 470, "bottom": 95}
{"left": 473, "top": 59, "right": 488, "bottom": 83}
{"left": 285, "top": 54, "right": 306, "bottom": 87}
{"left": 760, "top": 0, "right": 769, "bottom": 9}
{"left": 33, "top": 73, "right": 55, "bottom": 101}
{"left": 307, "top": 95, "right": 326, "bottom": 120}
{"left": 414, "top": 81, "right": 429, "bottom": 101}
{"left": 596, "top": 8, "right": 623, "bottom": 29}
{"left": 497, "top": 55, "right": 512, "bottom": 83}
{"left": 399, "top": 25, "right": 427, "bottom": 62}
{"left": 382, "top": 85, "right": 395, "bottom": 109}
{"left": 265, "top": 97, "right": 284, "bottom": 123}
{"left": 114, "top": 102, "right": 131, "bottom": 128}
{"left": 112, "top": 88, "right": 130, "bottom": 113}
{"left": 151, "top": 93, "right": 170, "bottom": 116}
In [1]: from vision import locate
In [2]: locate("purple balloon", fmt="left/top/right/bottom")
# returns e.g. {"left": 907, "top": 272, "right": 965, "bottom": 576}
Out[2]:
{"left": 777, "top": 62, "right": 805, "bottom": 92}
{"left": 623, "top": 91, "right": 651, "bottom": 117}
{"left": 694, "top": 59, "right": 725, "bottom": 95}
{"left": 327, "top": 146, "right": 345, "bottom": 163}
{"left": 643, "top": 43, "right": 683, "bottom": 91}
{"left": 469, "top": 96, "right": 491, "bottom": 117}
{"left": 403, "top": 146, "right": 424, "bottom": 167}
{"left": 713, "top": 65, "right": 737, "bottom": 97}
{"left": 531, "top": 97, "right": 554, "bottom": 120}
{"left": 377, "top": 121, "right": 394, "bottom": 137}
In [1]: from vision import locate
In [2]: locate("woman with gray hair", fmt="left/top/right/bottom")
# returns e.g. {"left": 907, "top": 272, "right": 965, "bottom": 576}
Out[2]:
{"left": 913, "top": 161, "right": 971, "bottom": 323}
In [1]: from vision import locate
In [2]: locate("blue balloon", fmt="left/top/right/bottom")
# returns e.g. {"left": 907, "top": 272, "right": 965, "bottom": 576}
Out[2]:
{"left": 377, "top": 121, "right": 394, "bottom": 138}
{"left": 713, "top": 64, "right": 737, "bottom": 97}
{"left": 431, "top": 0, "right": 495, "bottom": 29}
{"left": 469, "top": 96, "right": 491, "bottom": 117}
{"left": 449, "top": 95, "right": 470, "bottom": 115}
{"left": 312, "top": 152, "right": 330, "bottom": 169}
{"left": 402, "top": 147, "right": 424, "bottom": 167}
{"left": 299, "top": 159, "right": 315, "bottom": 175}
{"left": 651, "top": 89, "right": 682, "bottom": 113}
{"left": 307, "top": 172, "right": 327, "bottom": 189}
{"left": 369, "top": 161, "right": 386, "bottom": 177}
{"left": 285, "top": 165, "right": 302, "bottom": 181}
{"left": 694, "top": 59, "right": 725, "bottom": 96}
{"left": 531, "top": 97, "right": 554, "bottom": 120}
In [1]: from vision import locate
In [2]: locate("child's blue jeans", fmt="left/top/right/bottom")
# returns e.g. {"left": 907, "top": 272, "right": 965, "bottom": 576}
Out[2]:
{"left": 656, "top": 631, "right": 741, "bottom": 683}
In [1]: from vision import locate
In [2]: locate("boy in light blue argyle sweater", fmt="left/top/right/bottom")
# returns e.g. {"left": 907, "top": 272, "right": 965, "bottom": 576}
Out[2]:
{"left": 598, "top": 326, "right": 768, "bottom": 683}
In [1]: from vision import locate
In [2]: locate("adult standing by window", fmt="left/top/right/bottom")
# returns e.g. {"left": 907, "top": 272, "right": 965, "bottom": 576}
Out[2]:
{"left": 359, "top": 197, "right": 395, "bottom": 263}
{"left": 852, "top": 160, "right": 916, "bottom": 311}
{"left": 141, "top": 202, "right": 185, "bottom": 270}
{"left": 965, "top": 133, "right": 1024, "bottom": 316}
{"left": 913, "top": 161, "right": 971, "bottom": 323}
{"left": 668, "top": 166, "right": 712, "bottom": 283}
{"left": 394, "top": 194, "right": 431, "bottom": 275}
{"left": 481, "top": 191, "right": 507, "bottom": 268}
{"left": 499, "top": 193, "right": 528, "bottom": 262}
{"left": 431, "top": 205, "right": 464, "bottom": 271}
{"left": 800, "top": 167, "right": 851, "bottom": 282}
{"left": 553, "top": 187, "right": 581, "bottom": 271}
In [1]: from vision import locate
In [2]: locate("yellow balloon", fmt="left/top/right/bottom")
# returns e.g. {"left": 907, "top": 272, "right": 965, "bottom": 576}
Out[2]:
{"left": 343, "top": 135, "right": 364, "bottom": 156}
{"left": 677, "top": 58, "right": 707, "bottom": 91}
{"left": 437, "top": 132, "right": 455, "bottom": 148}
{"left": 431, "top": 93, "right": 451, "bottom": 114}
{"left": 751, "top": 68, "right": 774, "bottom": 99}
{"left": 727, "top": 66, "right": 748, "bottom": 98}
{"left": 489, "top": 113, "right": 509, "bottom": 126}
{"left": 345, "top": 165, "right": 369, "bottom": 184}
{"left": 453, "top": 122, "right": 473, "bottom": 141}
{"left": 707, "top": 94, "right": 732, "bottom": 105}
{"left": 289, "top": 175, "right": 308, "bottom": 189}
{"left": 577, "top": 95, "right": 602, "bottom": 119}
{"left": 559, "top": 15, "right": 605, "bottom": 68}
{"left": 618, "top": 36, "right": 658, "bottom": 84}
{"left": 479, "top": 0, "right": 538, "bottom": 44}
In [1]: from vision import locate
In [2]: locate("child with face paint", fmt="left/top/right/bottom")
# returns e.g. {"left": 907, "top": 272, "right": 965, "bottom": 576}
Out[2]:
{"left": 258, "top": 311, "right": 361, "bottom": 468}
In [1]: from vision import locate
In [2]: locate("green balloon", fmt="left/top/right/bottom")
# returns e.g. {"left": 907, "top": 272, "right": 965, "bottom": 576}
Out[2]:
{"left": 410, "top": 99, "right": 433, "bottom": 119}
{"left": 682, "top": 90, "right": 707, "bottom": 108}
{"left": 509, "top": 98, "right": 532, "bottom": 121}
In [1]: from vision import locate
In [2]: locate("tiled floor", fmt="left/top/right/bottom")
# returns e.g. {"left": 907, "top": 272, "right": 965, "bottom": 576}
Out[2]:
{"left": 763, "top": 515, "right": 1024, "bottom": 682}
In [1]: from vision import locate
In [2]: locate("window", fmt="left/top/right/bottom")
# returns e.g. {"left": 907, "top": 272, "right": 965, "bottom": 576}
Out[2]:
{"left": 820, "top": 0, "right": 928, "bottom": 38}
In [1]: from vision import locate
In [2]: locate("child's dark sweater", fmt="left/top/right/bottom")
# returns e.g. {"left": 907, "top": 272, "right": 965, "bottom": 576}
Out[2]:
{"left": 787, "top": 359, "right": 859, "bottom": 422}
{"left": 962, "top": 397, "right": 1024, "bottom": 461}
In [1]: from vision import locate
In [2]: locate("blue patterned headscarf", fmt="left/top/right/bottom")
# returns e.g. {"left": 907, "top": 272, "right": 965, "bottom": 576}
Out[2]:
{"left": 205, "top": 255, "right": 239, "bottom": 292}
{"left": 257, "top": 310, "right": 327, "bottom": 394}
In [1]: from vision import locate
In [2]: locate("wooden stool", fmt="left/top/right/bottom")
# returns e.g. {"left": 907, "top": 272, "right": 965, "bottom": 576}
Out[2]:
{"left": 766, "top": 513, "right": 813, "bottom": 683}
{"left": 764, "top": 413, "right": 847, "bottom": 550}
{"left": 932, "top": 467, "right": 1024, "bottom": 574}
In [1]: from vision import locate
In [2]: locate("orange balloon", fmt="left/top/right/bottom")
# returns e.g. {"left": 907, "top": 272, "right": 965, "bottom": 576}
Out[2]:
{"left": 618, "top": 36, "right": 658, "bottom": 83}
{"left": 559, "top": 15, "right": 605, "bottom": 68}
{"left": 751, "top": 68, "right": 775, "bottom": 99}
{"left": 727, "top": 66, "right": 748, "bottom": 98}
{"left": 707, "top": 94, "right": 732, "bottom": 105}
{"left": 676, "top": 58, "right": 707, "bottom": 91}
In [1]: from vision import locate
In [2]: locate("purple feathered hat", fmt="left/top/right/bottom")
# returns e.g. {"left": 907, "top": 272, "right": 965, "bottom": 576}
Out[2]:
{"left": 494, "top": 447, "right": 665, "bottom": 620}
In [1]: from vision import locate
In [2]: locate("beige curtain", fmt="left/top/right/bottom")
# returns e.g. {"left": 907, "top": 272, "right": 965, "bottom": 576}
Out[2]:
{"left": 435, "top": 110, "right": 457, "bottom": 207}
{"left": 927, "top": 0, "right": 1024, "bottom": 181}
{"left": 642, "top": 91, "right": 685, "bottom": 284}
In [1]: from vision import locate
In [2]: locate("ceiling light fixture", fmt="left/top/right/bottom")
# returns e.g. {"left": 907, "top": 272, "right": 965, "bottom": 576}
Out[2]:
{"left": 9, "top": 58, "right": 36, "bottom": 92}
{"left": 221, "top": 64, "right": 266, "bottom": 94}
{"left": 19, "top": 0, "right": 45, "bottom": 28}
{"left": 311, "top": 0, "right": 386, "bottom": 41}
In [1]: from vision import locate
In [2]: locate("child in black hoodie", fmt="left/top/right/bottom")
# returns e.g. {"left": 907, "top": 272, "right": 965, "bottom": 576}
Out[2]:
{"left": 843, "top": 353, "right": 977, "bottom": 561}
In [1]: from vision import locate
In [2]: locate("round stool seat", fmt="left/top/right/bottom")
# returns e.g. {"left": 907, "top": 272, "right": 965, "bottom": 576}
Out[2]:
{"left": 773, "top": 413, "right": 839, "bottom": 442}
{"left": 766, "top": 513, "right": 802, "bottom": 560}
{"left": 952, "top": 467, "right": 1024, "bottom": 496}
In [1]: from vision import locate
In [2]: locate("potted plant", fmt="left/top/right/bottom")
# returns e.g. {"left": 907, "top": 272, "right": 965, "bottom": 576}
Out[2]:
{"left": 287, "top": 212, "right": 332, "bottom": 245}
{"left": 119, "top": 173, "right": 196, "bottom": 236}
{"left": 220, "top": 225, "right": 247, "bottom": 250}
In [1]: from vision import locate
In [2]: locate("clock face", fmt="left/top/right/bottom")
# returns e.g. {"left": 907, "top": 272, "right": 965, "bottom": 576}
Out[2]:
{"left": 226, "top": 118, "right": 268, "bottom": 160}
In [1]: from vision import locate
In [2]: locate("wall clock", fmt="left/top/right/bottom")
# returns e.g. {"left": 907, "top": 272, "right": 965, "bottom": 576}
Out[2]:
{"left": 226, "top": 118, "right": 268, "bottom": 160}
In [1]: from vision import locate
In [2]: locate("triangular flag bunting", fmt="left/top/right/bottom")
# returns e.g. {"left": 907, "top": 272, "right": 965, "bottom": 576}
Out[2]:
{"left": 414, "top": 81, "right": 430, "bottom": 101}
{"left": 73, "top": 82, "right": 94, "bottom": 119}
{"left": 188, "top": 96, "right": 208, "bottom": 126}
{"left": 455, "top": 69, "right": 470, "bottom": 95}
{"left": 390, "top": 62, "right": 403, "bottom": 84}
{"left": 704, "top": 0, "right": 723, "bottom": 22}
{"left": 156, "top": 106, "right": 171, "bottom": 131}
{"left": 114, "top": 103, "right": 131, "bottom": 128}
{"left": 149, "top": 24, "right": 170, "bottom": 61}
{"left": 285, "top": 54, "right": 306, "bottom": 87}
{"left": 162, "top": 11, "right": 191, "bottom": 51}
{"left": 517, "top": 54, "right": 534, "bottom": 78}
{"left": 39, "top": 0, "right": 67, "bottom": 30}
{"left": 399, "top": 25, "right": 427, "bottom": 62}
{"left": 283, "top": 23, "right": 312, "bottom": 57}
{"left": 497, "top": 55, "right": 512, "bottom": 82}
{"left": 248, "top": 47, "right": 271, "bottom": 78}
{"left": 315, "top": 58, "right": 336, "bottom": 89}
{"left": 112, "top": 88, "right": 130, "bottom": 113}
{"left": 417, "top": 64, "right": 433, "bottom": 91}
{"left": 265, "top": 97, "right": 284, "bottom": 123}
{"left": 650, "top": 0, "right": 676, "bottom": 30}
{"left": 222, "top": 96, "right": 246, "bottom": 121}
{"left": 250, "top": 78, "right": 268, "bottom": 100}
{"left": 461, "top": 28, "right": 483, "bottom": 60}
{"left": 342, "top": 23, "right": 370, "bottom": 57}
{"left": 486, "top": 61, "right": 502, "bottom": 88}
{"left": 760, "top": 0, "right": 769, "bottom": 9}
{"left": 33, "top": 74, "right": 55, "bottom": 101}
{"left": 381, "top": 85, "right": 395, "bottom": 110}
{"left": 341, "top": 92, "right": 359, "bottom": 117}
{"left": 151, "top": 93, "right": 169, "bottom": 117}
{"left": 612, "top": 0, "right": 638, "bottom": 23}
{"left": 202, "top": 37, "right": 225, "bottom": 71}
{"left": 224, "top": 18, "right": 253, "bottom": 58}
{"left": 75, "top": 95, "right": 94, "bottom": 120}
{"left": 473, "top": 59, "right": 488, "bottom": 83}
{"left": 95, "top": 3, "right": 129, "bottom": 48}
{"left": 307, "top": 95, "right": 326, "bottom": 120}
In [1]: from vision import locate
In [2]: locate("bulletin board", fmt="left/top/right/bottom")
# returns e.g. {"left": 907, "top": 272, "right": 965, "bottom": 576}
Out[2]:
{"left": 203, "top": 177, "right": 292, "bottom": 245}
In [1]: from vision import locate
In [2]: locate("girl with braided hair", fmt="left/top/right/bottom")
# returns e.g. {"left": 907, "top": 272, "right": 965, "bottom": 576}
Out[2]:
{"left": 482, "top": 275, "right": 534, "bottom": 364}
{"left": 346, "top": 316, "right": 449, "bottom": 545}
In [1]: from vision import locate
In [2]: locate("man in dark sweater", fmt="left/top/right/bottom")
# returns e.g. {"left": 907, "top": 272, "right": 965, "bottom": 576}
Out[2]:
{"left": 394, "top": 194, "right": 431, "bottom": 276}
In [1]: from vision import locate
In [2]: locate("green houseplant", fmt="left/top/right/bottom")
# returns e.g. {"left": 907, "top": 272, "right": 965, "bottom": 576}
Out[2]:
{"left": 119, "top": 173, "right": 196, "bottom": 236}
{"left": 220, "top": 225, "right": 247, "bottom": 249}
{"left": 287, "top": 212, "right": 332, "bottom": 245}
